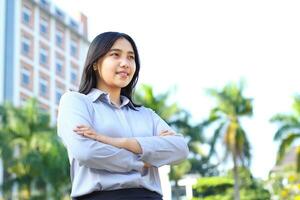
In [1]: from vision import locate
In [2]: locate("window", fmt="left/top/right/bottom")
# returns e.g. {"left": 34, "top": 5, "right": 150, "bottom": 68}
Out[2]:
{"left": 56, "top": 30, "right": 63, "bottom": 48}
{"left": 55, "top": 8, "right": 65, "bottom": 20}
{"left": 40, "top": 0, "right": 49, "bottom": 9}
{"left": 40, "top": 47, "right": 48, "bottom": 65}
{"left": 70, "top": 39, "right": 78, "bottom": 57}
{"left": 22, "top": 5, "right": 31, "bottom": 25}
{"left": 21, "top": 68, "right": 30, "bottom": 86}
{"left": 40, "top": 17, "right": 48, "bottom": 35}
{"left": 20, "top": 93, "right": 30, "bottom": 106}
{"left": 21, "top": 36, "right": 31, "bottom": 56}
{"left": 70, "top": 19, "right": 79, "bottom": 30}
{"left": 56, "top": 57, "right": 63, "bottom": 75}
{"left": 70, "top": 68, "right": 77, "bottom": 84}
{"left": 39, "top": 78, "right": 48, "bottom": 97}
{"left": 55, "top": 88, "right": 63, "bottom": 104}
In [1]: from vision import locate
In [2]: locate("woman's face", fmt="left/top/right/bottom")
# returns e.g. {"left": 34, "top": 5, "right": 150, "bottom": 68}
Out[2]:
{"left": 95, "top": 38, "right": 136, "bottom": 92}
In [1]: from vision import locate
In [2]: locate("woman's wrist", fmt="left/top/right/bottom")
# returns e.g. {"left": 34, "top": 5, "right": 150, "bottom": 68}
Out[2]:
{"left": 96, "top": 134, "right": 106, "bottom": 142}
{"left": 95, "top": 135, "right": 141, "bottom": 154}
{"left": 97, "top": 134, "right": 127, "bottom": 149}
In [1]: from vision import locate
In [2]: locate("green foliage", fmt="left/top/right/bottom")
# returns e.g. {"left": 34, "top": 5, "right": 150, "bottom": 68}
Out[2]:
{"left": 267, "top": 166, "right": 300, "bottom": 200}
{"left": 271, "top": 94, "right": 300, "bottom": 172}
{"left": 204, "top": 81, "right": 253, "bottom": 200}
{"left": 206, "top": 81, "right": 253, "bottom": 166}
{"left": 135, "top": 84, "right": 218, "bottom": 180}
{"left": 170, "top": 160, "right": 192, "bottom": 182}
{"left": 134, "top": 84, "right": 180, "bottom": 120}
{"left": 0, "top": 99, "right": 70, "bottom": 199}
{"left": 193, "top": 168, "right": 270, "bottom": 200}
{"left": 193, "top": 176, "right": 234, "bottom": 195}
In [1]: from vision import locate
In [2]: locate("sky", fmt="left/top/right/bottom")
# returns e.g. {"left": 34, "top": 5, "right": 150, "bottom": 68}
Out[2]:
{"left": 53, "top": 0, "right": 300, "bottom": 179}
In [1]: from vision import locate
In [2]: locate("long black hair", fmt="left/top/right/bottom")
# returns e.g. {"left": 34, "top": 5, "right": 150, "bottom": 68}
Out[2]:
{"left": 78, "top": 32, "right": 141, "bottom": 108}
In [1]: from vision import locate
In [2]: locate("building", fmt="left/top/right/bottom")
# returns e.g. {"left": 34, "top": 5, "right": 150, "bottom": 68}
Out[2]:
{"left": 0, "top": 0, "right": 89, "bottom": 197}
{"left": 1, "top": 0, "right": 89, "bottom": 123}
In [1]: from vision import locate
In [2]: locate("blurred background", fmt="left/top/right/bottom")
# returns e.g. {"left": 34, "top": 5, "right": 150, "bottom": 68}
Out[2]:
{"left": 0, "top": 0, "right": 300, "bottom": 199}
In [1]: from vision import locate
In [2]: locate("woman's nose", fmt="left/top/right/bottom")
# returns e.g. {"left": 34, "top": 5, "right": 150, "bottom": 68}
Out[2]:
{"left": 120, "top": 58, "right": 130, "bottom": 68}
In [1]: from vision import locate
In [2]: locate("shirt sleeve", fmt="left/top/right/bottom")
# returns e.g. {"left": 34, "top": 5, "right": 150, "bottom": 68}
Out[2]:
{"left": 134, "top": 109, "right": 189, "bottom": 167}
{"left": 57, "top": 92, "right": 144, "bottom": 173}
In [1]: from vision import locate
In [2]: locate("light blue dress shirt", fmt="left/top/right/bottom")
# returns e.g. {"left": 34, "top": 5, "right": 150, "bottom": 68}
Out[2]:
{"left": 57, "top": 88, "right": 189, "bottom": 197}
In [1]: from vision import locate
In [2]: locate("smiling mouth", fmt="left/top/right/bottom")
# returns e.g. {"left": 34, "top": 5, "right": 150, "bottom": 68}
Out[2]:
{"left": 116, "top": 72, "right": 129, "bottom": 78}
{"left": 116, "top": 72, "right": 129, "bottom": 76}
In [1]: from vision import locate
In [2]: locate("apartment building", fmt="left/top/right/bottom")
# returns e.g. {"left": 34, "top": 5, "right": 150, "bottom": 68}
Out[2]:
{"left": 1, "top": 0, "right": 89, "bottom": 123}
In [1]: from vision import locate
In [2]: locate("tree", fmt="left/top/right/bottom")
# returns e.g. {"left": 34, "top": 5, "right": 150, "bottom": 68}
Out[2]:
{"left": 135, "top": 84, "right": 218, "bottom": 184}
{"left": 134, "top": 84, "right": 180, "bottom": 120}
{"left": 135, "top": 84, "right": 191, "bottom": 183}
{"left": 205, "top": 81, "right": 253, "bottom": 200}
{"left": 0, "top": 99, "right": 70, "bottom": 199}
{"left": 192, "top": 167, "right": 270, "bottom": 200}
{"left": 170, "top": 110, "right": 219, "bottom": 177}
{"left": 271, "top": 95, "right": 300, "bottom": 172}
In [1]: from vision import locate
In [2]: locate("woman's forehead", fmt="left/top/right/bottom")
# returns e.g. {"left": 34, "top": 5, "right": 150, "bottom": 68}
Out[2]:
{"left": 111, "top": 38, "right": 134, "bottom": 52}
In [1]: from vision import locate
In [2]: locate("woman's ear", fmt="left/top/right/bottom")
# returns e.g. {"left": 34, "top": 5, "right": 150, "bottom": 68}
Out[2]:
{"left": 93, "top": 63, "right": 97, "bottom": 71}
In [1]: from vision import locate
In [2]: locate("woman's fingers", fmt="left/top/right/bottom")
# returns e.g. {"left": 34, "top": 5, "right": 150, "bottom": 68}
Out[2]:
{"left": 74, "top": 126, "right": 96, "bottom": 136}
{"left": 159, "top": 130, "right": 175, "bottom": 136}
{"left": 159, "top": 130, "right": 168, "bottom": 136}
{"left": 143, "top": 162, "right": 151, "bottom": 168}
{"left": 76, "top": 125, "right": 87, "bottom": 128}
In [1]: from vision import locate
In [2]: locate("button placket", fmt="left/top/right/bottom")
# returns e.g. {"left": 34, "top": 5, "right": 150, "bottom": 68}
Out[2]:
{"left": 114, "top": 108, "right": 133, "bottom": 137}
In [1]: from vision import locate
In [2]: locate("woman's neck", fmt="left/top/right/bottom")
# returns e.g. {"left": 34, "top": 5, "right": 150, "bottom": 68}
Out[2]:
{"left": 97, "top": 84, "right": 121, "bottom": 106}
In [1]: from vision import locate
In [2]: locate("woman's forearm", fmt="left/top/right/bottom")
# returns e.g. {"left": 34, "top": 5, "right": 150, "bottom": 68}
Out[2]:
{"left": 97, "top": 135, "right": 142, "bottom": 154}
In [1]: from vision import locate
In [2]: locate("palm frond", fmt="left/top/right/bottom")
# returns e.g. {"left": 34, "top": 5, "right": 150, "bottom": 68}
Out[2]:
{"left": 236, "top": 126, "right": 251, "bottom": 167}
{"left": 293, "top": 95, "right": 300, "bottom": 117}
{"left": 273, "top": 124, "right": 300, "bottom": 141}
{"left": 276, "top": 133, "right": 300, "bottom": 164}
{"left": 270, "top": 114, "right": 298, "bottom": 125}
{"left": 208, "top": 121, "right": 226, "bottom": 157}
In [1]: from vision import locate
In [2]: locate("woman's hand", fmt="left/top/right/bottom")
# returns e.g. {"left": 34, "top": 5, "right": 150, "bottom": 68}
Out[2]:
{"left": 73, "top": 125, "right": 100, "bottom": 141}
{"left": 74, "top": 125, "right": 175, "bottom": 157}
{"left": 73, "top": 125, "right": 138, "bottom": 153}
{"left": 159, "top": 130, "right": 175, "bottom": 136}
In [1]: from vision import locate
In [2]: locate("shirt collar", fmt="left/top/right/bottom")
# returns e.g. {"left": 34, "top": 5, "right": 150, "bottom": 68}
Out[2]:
{"left": 87, "top": 88, "right": 135, "bottom": 108}
{"left": 87, "top": 88, "right": 107, "bottom": 102}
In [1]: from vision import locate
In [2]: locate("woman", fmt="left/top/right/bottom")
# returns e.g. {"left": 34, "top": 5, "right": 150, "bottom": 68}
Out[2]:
{"left": 57, "top": 32, "right": 189, "bottom": 200}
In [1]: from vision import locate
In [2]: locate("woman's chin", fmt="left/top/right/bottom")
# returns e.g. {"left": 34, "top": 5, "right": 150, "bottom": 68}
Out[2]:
{"left": 117, "top": 83, "right": 130, "bottom": 89}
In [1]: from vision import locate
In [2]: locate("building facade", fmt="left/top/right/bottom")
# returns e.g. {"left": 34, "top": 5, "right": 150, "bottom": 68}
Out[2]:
{"left": 1, "top": 0, "right": 89, "bottom": 123}
{"left": 0, "top": 0, "right": 89, "bottom": 197}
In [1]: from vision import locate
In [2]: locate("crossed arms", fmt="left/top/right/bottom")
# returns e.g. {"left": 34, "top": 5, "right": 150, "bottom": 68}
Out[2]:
{"left": 57, "top": 92, "right": 189, "bottom": 173}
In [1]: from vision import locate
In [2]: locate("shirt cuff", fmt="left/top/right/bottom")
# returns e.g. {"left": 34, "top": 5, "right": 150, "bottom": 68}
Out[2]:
{"left": 135, "top": 137, "right": 153, "bottom": 160}
{"left": 130, "top": 154, "right": 145, "bottom": 174}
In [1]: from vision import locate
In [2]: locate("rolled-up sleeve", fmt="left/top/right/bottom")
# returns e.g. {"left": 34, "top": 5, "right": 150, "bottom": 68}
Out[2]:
{"left": 135, "top": 109, "right": 189, "bottom": 167}
{"left": 57, "top": 92, "right": 144, "bottom": 173}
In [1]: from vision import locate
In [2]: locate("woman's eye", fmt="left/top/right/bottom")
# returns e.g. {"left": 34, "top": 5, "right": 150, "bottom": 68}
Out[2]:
{"left": 111, "top": 53, "right": 119, "bottom": 57}
{"left": 129, "top": 55, "right": 135, "bottom": 60}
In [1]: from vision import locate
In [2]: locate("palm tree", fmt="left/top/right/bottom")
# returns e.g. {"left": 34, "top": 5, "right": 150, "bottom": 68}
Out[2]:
{"left": 170, "top": 110, "right": 219, "bottom": 177}
{"left": 205, "top": 81, "right": 253, "bottom": 200}
{"left": 135, "top": 85, "right": 194, "bottom": 184}
{"left": 135, "top": 84, "right": 218, "bottom": 184}
{"left": 0, "top": 99, "right": 70, "bottom": 199}
{"left": 271, "top": 95, "right": 300, "bottom": 172}
{"left": 134, "top": 84, "right": 180, "bottom": 120}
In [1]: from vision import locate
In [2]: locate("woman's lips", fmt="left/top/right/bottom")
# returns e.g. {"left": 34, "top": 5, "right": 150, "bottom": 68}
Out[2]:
{"left": 116, "top": 72, "right": 129, "bottom": 78}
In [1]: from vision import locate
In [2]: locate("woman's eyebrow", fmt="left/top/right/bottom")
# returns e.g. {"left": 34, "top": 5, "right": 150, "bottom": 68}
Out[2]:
{"left": 109, "top": 48, "right": 134, "bottom": 54}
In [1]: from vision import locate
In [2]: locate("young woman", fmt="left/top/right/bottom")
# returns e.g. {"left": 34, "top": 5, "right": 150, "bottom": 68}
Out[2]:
{"left": 57, "top": 32, "right": 189, "bottom": 200}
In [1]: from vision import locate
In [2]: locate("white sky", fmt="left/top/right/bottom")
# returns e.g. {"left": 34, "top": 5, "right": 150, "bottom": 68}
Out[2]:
{"left": 54, "top": 0, "right": 300, "bottom": 179}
